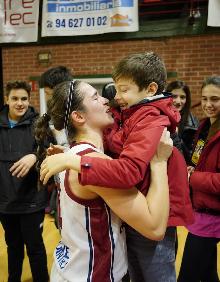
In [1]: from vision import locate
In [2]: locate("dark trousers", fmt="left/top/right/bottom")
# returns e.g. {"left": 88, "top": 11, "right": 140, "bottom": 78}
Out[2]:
{"left": 178, "top": 232, "right": 220, "bottom": 282}
{"left": 0, "top": 210, "right": 49, "bottom": 282}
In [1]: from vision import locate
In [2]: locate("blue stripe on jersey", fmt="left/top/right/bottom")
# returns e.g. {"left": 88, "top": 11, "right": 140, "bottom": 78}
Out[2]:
{"left": 106, "top": 205, "right": 115, "bottom": 282}
{"left": 85, "top": 207, "right": 93, "bottom": 282}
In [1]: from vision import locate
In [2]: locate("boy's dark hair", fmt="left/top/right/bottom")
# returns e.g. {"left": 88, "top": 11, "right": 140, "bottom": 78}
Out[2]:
{"left": 39, "top": 66, "right": 73, "bottom": 89}
{"left": 166, "top": 80, "right": 191, "bottom": 135}
{"left": 102, "top": 83, "right": 116, "bottom": 101}
{"left": 112, "top": 52, "right": 167, "bottom": 94}
{"left": 6, "top": 81, "right": 31, "bottom": 97}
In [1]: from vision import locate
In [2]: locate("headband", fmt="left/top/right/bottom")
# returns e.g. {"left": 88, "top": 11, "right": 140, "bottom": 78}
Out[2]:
{"left": 64, "top": 80, "right": 76, "bottom": 130}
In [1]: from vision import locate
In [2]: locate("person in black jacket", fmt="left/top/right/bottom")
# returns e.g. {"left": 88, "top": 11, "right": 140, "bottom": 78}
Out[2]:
{"left": 35, "top": 66, "right": 72, "bottom": 227}
{"left": 166, "top": 80, "right": 199, "bottom": 164}
{"left": 0, "top": 81, "right": 49, "bottom": 282}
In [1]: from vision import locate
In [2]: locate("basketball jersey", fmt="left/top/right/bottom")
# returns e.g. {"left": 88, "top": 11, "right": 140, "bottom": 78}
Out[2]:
{"left": 52, "top": 143, "right": 127, "bottom": 282}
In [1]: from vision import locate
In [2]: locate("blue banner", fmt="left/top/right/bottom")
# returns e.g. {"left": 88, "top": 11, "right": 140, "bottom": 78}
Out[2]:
{"left": 42, "top": 0, "right": 138, "bottom": 37}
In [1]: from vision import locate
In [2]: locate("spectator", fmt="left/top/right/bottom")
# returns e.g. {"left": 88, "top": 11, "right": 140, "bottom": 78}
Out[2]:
{"left": 166, "top": 80, "right": 199, "bottom": 163}
{"left": 178, "top": 76, "right": 220, "bottom": 282}
{"left": 0, "top": 81, "right": 49, "bottom": 282}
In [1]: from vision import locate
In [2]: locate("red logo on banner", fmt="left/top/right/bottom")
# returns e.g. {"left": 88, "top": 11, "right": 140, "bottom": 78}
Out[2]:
{"left": 4, "top": 0, "right": 35, "bottom": 26}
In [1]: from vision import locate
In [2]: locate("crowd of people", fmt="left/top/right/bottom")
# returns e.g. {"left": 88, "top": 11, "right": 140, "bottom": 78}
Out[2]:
{"left": 0, "top": 51, "right": 219, "bottom": 282}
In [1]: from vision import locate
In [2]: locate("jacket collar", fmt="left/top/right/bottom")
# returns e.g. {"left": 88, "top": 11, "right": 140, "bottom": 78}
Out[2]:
{"left": 0, "top": 105, "right": 38, "bottom": 127}
{"left": 207, "top": 117, "right": 220, "bottom": 141}
{"left": 120, "top": 92, "right": 180, "bottom": 133}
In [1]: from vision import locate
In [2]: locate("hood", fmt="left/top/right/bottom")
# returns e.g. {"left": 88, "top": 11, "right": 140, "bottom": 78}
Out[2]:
{"left": 121, "top": 92, "right": 180, "bottom": 133}
{"left": 0, "top": 105, "right": 39, "bottom": 127}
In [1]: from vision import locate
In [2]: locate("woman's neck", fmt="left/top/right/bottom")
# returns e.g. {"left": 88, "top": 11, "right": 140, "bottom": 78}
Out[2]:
{"left": 74, "top": 130, "right": 104, "bottom": 152}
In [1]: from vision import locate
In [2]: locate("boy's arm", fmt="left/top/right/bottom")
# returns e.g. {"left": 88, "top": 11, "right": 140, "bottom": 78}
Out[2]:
{"left": 89, "top": 160, "right": 169, "bottom": 240}
{"left": 40, "top": 122, "right": 167, "bottom": 187}
{"left": 80, "top": 117, "right": 169, "bottom": 188}
{"left": 40, "top": 126, "right": 163, "bottom": 186}
{"left": 84, "top": 130, "right": 172, "bottom": 240}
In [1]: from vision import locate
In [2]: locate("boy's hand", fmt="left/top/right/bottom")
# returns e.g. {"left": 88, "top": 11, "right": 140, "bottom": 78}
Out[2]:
{"left": 151, "top": 128, "right": 173, "bottom": 163}
{"left": 47, "top": 144, "right": 66, "bottom": 156}
{"left": 40, "top": 153, "right": 67, "bottom": 184}
{"left": 9, "top": 154, "right": 37, "bottom": 178}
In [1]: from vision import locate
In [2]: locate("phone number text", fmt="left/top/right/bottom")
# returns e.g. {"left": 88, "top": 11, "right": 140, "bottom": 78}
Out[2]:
{"left": 55, "top": 16, "right": 107, "bottom": 28}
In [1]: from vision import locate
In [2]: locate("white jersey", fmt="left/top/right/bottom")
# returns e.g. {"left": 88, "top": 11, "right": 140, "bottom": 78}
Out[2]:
{"left": 51, "top": 143, "right": 127, "bottom": 282}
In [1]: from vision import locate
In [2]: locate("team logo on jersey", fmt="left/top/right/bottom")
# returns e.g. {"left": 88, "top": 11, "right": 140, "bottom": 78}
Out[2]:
{"left": 55, "top": 241, "right": 70, "bottom": 270}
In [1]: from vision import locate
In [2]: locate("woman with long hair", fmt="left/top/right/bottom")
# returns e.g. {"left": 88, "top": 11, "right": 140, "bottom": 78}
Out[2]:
{"left": 166, "top": 80, "right": 199, "bottom": 163}
{"left": 178, "top": 76, "right": 220, "bottom": 282}
{"left": 40, "top": 79, "right": 172, "bottom": 282}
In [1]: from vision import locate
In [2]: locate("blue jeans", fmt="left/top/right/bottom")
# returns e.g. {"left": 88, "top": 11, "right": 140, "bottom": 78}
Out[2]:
{"left": 126, "top": 226, "right": 176, "bottom": 282}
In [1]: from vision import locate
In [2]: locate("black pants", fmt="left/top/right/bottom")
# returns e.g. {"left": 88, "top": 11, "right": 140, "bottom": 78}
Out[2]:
{"left": 178, "top": 232, "right": 220, "bottom": 282}
{"left": 0, "top": 210, "right": 49, "bottom": 282}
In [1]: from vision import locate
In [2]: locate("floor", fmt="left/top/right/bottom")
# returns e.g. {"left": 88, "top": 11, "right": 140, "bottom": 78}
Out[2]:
{"left": 0, "top": 214, "right": 219, "bottom": 281}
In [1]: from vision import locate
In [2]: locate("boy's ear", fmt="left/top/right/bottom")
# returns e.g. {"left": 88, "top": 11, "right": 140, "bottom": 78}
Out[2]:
{"left": 70, "top": 111, "right": 85, "bottom": 125}
{"left": 147, "top": 82, "right": 158, "bottom": 96}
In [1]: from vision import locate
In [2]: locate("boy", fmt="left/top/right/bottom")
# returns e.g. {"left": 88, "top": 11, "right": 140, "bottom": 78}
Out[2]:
{"left": 0, "top": 81, "right": 49, "bottom": 281}
{"left": 36, "top": 66, "right": 73, "bottom": 225}
{"left": 39, "top": 65, "right": 73, "bottom": 100}
{"left": 41, "top": 52, "right": 194, "bottom": 282}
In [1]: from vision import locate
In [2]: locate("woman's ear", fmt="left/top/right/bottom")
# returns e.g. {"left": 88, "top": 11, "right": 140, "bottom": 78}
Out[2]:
{"left": 5, "top": 96, "right": 9, "bottom": 105}
{"left": 147, "top": 82, "right": 158, "bottom": 96}
{"left": 70, "top": 111, "right": 85, "bottom": 125}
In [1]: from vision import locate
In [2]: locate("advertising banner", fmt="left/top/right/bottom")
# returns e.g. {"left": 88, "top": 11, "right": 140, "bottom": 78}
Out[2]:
{"left": 0, "top": 0, "right": 39, "bottom": 43}
{"left": 42, "top": 0, "right": 139, "bottom": 37}
{"left": 207, "top": 0, "right": 220, "bottom": 27}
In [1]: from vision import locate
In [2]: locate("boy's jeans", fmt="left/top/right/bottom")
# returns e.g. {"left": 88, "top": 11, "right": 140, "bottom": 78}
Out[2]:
{"left": 126, "top": 226, "right": 176, "bottom": 282}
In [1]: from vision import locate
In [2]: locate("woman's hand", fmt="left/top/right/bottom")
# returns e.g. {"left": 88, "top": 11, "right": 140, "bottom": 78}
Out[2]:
{"left": 151, "top": 128, "right": 173, "bottom": 164}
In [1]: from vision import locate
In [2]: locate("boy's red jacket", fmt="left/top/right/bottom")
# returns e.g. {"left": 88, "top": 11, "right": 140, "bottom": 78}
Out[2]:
{"left": 80, "top": 94, "right": 194, "bottom": 226}
{"left": 190, "top": 118, "right": 220, "bottom": 211}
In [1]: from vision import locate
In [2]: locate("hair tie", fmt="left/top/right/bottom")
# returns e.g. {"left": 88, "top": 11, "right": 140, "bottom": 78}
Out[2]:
{"left": 42, "top": 113, "right": 51, "bottom": 122}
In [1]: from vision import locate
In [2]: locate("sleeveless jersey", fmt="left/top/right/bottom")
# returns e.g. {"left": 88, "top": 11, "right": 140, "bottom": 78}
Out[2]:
{"left": 52, "top": 143, "right": 127, "bottom": 282}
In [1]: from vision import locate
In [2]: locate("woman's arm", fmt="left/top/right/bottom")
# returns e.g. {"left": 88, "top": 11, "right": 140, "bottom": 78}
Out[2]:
{"left": 87, "top": 130, "right": 172, "bottom": 240}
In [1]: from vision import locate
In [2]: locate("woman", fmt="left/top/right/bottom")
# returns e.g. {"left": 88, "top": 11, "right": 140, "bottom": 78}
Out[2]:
{"left": 166, "top": 80, "right": 199, "bottom": 163}
{"left": 41, "top": 80, "right": 172, "bottom": 282}
{"left": 178, "top": 76, "right": 220, "bottom": 282}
